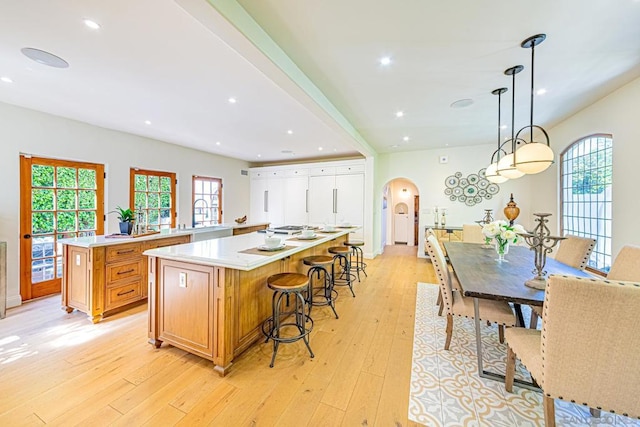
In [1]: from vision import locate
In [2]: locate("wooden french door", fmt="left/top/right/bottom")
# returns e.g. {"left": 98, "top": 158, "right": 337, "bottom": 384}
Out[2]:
{"left": 19, "top": 155, "right": 104, "bottom": 300}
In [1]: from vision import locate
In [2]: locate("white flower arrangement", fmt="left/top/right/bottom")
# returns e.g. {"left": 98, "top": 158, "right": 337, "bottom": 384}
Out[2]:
{"left": 481, "top": 220, "right": 526, "bottom": 251}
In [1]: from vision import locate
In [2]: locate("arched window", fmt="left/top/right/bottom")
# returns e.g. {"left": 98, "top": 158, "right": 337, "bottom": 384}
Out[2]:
{"left": 560, "top": 134, "right": 612, "bottom": 273}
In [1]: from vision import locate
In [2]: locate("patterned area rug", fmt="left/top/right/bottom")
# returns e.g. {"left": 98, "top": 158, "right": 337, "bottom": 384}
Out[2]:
{"left": 408, "top": 283, "right": 640, "bottom": 427}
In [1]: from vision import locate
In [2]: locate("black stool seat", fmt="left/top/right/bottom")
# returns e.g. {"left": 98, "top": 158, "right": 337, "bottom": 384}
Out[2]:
{"left": 328, "top": 246, "right": 356, "bottom": 297}
{"left": 343, "top": 241, "right": 367, "bottom": 282}
{"left": 262, "top": 272, "right": 314, "bottom": 368}
{"left": 303, "top": 255, "right": 338, "bottom": 319}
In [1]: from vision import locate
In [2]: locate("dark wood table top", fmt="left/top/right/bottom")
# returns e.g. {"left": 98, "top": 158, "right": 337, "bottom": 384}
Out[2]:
{"left": 444, "top": 242, "right": 593, "bottom": 306}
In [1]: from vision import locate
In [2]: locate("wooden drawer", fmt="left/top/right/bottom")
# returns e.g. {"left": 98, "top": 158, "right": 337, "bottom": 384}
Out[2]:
{"left": 105, "top": 279, "right": 144, "bottom": 311}
{"left": 144, "top": 236, "right": 191, "bottom": 250}
{"left": 106, "top": 259, "right": 144, "bottom": 284}
{"left": 106, "top": 243, "right": 143, "bottom": 263}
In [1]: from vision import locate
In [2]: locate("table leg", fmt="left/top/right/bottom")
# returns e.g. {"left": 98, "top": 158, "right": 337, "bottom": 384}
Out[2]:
{"left": 514, "top": 303, "right": 525, "bottom": 327}
{"left": 473, "top": 297, "right": 540, "bottom": 391}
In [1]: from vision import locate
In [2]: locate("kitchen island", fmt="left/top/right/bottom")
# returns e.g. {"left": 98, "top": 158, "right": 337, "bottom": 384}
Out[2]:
{"left": 143, "top": 227, "right": 357, "bottom": 376}
{"left": 59, "top": 223, "right": 268, "bottom": 323}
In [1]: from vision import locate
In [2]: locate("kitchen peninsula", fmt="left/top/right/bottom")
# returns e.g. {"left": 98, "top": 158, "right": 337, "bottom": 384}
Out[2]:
{"left": 143, "top": 227, "right": 357, "bottom": 376}
{"left": 59, "top": 222, "right": 268, "bottom": 323}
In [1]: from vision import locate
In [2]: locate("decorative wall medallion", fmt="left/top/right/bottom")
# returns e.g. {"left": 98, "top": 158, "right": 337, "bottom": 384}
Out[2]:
{"left": 444, "top": 168, "right": 499, "bottom": 206}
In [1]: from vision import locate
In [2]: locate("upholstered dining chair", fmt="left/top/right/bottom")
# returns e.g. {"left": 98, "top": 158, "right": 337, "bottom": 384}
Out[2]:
{"left": 607, "top": 244, "right": 640, "bottom": 281}
{"left": 425, "top": 235, "right": 516, "bottom": 349}
{"left": 529, "top": 235, "right": 596, "bottom": 328}
{"left": 505, "top": 275, "right": 640, "bottom": 426}
{"left": 462, "top": 223, "right": 485, "bottom": 244}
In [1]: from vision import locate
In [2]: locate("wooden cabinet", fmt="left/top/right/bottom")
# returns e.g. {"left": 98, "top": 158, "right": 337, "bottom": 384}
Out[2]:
{"left": 62, "top": 234, "right": 191, "bottom": 323}
{"left": 147, "top": 232, "right": 348, "bottom": 376}
{"left": 232, "top": 224, "right": 268, "bottom": 235}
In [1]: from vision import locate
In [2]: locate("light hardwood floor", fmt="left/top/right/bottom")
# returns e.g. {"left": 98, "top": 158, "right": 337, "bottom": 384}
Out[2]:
{"left": 0, "top": 245, "right": 434, "bottom": 426}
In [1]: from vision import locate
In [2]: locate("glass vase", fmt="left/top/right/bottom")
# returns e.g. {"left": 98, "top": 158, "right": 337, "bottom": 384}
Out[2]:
{"left": 495, "top": 241, "right": 509, "bottom": 262}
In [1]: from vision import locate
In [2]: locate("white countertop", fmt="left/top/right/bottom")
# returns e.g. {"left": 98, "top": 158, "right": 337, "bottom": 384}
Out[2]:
{"left": 57, "top": 222, "right": 269, "bottom": 248}
{"left": 143, "top": 227, "right": 360, "bottom": 271}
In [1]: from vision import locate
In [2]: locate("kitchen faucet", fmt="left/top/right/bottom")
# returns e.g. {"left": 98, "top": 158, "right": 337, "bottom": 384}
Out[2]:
{"left": 192, "top": 198, "right": 209, "bottom": 228}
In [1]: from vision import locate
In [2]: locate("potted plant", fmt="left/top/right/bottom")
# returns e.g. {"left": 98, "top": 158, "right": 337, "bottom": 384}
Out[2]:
{"left": 111, "top": 206, "right": 135, "bottom": 235}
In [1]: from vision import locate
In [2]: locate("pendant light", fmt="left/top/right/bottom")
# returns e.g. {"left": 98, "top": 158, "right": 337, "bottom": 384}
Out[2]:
{"left": 485, "top": 87, "right": 509, "bottom": 184}
{"left": 496, "top": 65, "right": 525, "bottom": 180}
{"left": 514, "top": 34, "right": 554, "bottom": 174}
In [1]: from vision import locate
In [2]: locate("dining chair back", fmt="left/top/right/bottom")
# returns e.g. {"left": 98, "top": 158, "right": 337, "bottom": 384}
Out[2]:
{"left": 462, "top": 224, "right": 485, "bottom": 244}
{"left": 506, "top": 275, "right": 640, "bottom": 426}
{"left": 607, "top": 245, "right": 640, "bottom": 281}
{"left": 426, "top": 234, "right": 453, "bottom": 312}
{"left": 553, "top": 235, "right": 596, "bottom": 270}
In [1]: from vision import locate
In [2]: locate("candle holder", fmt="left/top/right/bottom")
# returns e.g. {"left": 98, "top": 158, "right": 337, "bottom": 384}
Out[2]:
{"left": 433, "top": 207, "right": 439, "bottom": 227}
{"left": 475, "top": 209, "right": 494, "bottom": 226}
{"left": 518, "top": 213, "right": 566, "bottom": 290}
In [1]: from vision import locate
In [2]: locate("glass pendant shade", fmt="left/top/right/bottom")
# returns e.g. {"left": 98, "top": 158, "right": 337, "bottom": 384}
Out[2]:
{"left": 496, "top": 153, "right": 524, "bottom": 179}
{"left": 515, "top": 142, "right": 554, "bottom": 174}
{"left": 485, "top": 162, "right": 509, "bottom": 184}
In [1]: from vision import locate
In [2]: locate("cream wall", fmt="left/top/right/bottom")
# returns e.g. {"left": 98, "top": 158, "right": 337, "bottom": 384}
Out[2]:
{"left": 0, "top": 102, "right": 250, "bottom": 308}
{"left": 529, "top": 75, "right": 640, "bottom": 260}
{"left": 375, "top": 144, "right": 538, "bottom": 257}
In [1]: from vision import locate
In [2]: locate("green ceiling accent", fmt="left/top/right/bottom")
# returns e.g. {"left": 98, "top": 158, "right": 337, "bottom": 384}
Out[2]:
{"left": 205, "top": 0, "right": 376, "bottom": 156}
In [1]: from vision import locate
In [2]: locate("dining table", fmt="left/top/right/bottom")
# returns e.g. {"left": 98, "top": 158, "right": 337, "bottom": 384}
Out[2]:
{"left": 443, "top": 241, "right": 593, "bottom": 390}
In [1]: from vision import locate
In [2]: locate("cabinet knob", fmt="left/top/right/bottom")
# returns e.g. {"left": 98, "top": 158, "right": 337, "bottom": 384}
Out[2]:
{"left": 23, "top": 234, "right": 31, "bottom": 239}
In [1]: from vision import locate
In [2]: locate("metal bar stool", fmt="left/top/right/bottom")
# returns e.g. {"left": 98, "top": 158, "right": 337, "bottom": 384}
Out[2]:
{"left": 261, "top": 272, "right": 314, "bottom": 368}
{"left": 303, "top": 255, "right": 339, "bottom": 319}
{"left": 328, "top": 246, "right": 356, "bottom": 297}
{"left": 343, "top": 241, "right": 367, "bottom": 282}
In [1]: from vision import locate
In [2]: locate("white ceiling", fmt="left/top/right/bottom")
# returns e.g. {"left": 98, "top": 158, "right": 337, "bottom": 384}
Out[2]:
{"left": 1, "top": 1, "right": 640, "bottom": 164}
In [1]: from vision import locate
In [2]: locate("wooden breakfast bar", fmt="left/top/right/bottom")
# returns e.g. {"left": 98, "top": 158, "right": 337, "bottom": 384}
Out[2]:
{"left": 143, "top": 228, "right": 355, "bottom": 376}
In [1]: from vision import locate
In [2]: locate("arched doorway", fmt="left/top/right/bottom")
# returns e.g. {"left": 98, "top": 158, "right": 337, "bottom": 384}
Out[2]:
{"left": 381, "top": 178, "right": 419, "bottom": 248}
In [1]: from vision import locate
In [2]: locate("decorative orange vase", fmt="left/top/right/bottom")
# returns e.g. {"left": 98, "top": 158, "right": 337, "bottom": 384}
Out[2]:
{"left": 504, "top": 193, "right": 520, "bottom": 226}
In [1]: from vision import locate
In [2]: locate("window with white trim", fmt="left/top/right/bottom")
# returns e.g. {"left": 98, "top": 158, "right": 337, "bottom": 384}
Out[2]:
{"left": 560, "top": 134, "right": 612, "bottom": 273}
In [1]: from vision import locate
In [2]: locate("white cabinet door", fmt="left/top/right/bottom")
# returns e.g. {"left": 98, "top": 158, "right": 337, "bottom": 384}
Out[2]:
{"left": 335, "top": 174, "right": 364, "bottom": 226}
{"left": 266, "top": 177, "right": 285, "bottom": 226}
{"left": 284, "top": 175, "right": 308, "bottom": 226}
{"left": 249, "top": 178, "right": 268, "bottom": 223}
{"left": 394, "top": 214, "right": 409, "bottom": 243}
{"left": 308, "top": 175, "right": 336, "bottom": 225}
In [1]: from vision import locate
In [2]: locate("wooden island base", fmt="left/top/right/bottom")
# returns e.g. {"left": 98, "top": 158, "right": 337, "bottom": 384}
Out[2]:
{"left": 147, "top": 234, "right": 347, "bottom": 376}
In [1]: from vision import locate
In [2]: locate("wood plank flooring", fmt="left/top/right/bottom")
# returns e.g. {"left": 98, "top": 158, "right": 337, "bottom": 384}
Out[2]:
{"left": 0, "top": 245, "right": 434, "bottom": 426}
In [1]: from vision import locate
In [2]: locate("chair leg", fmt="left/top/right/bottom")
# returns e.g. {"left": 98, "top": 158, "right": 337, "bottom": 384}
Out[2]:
{"left": 529, "top": 311, "right": 539, "bottom": 329}
{"left": 505, "top": 346, "right": 516, "bottom": 393}
{"left": 444, "top": 314, "right": 453, "bottom": 350}
{"left": 498, "top": 325, "right": 505, "bottom": 344}
{"left": 589, "top": 408, "right": 601, "bottom": 418}
{"left": 436, "top": 289, "right": 442, "bottom": 306}
{"left": 543, "top": 395, "right": 556, "bottom": 427}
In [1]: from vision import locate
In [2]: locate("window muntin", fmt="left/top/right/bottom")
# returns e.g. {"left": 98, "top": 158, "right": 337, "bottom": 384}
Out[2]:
{"left": 192, "top": 176, "right": 222, "bottom": 226}
{"left": 560, "top": 134, "right": 612, "bottom": 273}
{"left": 130, "top": 168, "right": 176, "bottom": 231}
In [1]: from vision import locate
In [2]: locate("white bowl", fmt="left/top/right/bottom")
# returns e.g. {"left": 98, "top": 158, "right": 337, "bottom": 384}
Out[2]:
{"left": 264, "top": 236, "right": 281, "bottom": 247}
{"left": 301, "top": 230, "right": 315, "bottom": 238}
{"left": 323, "top": 225, "right": 335, "bottom": 232}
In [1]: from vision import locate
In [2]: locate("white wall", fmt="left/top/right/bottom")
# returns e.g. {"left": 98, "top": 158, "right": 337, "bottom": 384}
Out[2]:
{"left": 529, "top": 76, "right": 640, "bottom": 260}
{"left": 375, "top": 144, "right": 537, "bottom": 257}
{"left": 0, "top": 102, "right": 250, "bottom": 308}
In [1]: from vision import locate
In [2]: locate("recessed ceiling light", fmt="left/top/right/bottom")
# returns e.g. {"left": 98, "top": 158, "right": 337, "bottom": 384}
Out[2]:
{"left": 450, "top": 99, "right": 474, "bottom": 109}
{"left": 216, "top": 141, "right": 221, "bottom": 146}
{"left": 257, "top": 154, "right": 262, "bottom": 158}
{"left": 0, "top": 76, "right": 13, "bottom": 83}
{"left": 403, "top": 136, "right": 410, "bottom": 142}
{"left": 144, "top": 120, "right": 151, "bottom": 125}
{"left": 395, "top": 111, "right": 404, "bottom": 118}
{"left": 318, "top": 147, "right": 323, "bottom": 151}
{"left": 379, "top": 56, "right": 392, "bottom": 66}
{"left": 83, "top": 19, "right": 101, "bottom": 30}
{"left": 446, "top": 143, "right": 449, "bottom": 146}
{"left": 536, "top": 88, "right": 547, "bottom": 95}
{"left": 21, "top": 47, "right": 69, "bottom": 68}
{"left": 287, "top": 130, "right": 293, "bottom": 135}
{"left": 228, "top": 97, "right": 237, "bottom": 104}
